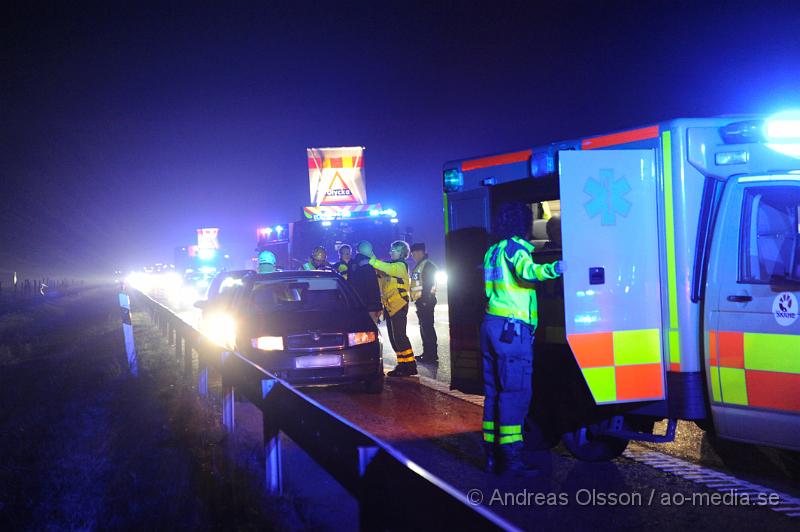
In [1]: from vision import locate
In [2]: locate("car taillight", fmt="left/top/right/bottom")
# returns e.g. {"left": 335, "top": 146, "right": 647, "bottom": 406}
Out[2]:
{"left": 348, "top": 331, "right": 377, "bottom": 346}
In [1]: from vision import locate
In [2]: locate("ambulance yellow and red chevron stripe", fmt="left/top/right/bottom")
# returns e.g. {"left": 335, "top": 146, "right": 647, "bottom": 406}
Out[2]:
{"left": 567, "top": 328, "right": 665, "bottom": 404}
{"left": 708, "top": 330, "right": 800, "bottom": 413}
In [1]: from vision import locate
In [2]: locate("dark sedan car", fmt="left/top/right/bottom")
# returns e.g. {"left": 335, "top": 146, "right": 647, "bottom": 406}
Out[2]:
{"left": 202, "top": 271, "right": 384, "bottom": 393}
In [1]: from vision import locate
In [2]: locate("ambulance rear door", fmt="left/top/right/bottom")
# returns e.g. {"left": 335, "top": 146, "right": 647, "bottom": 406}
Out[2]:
{"left": 559, "top": 150, "right": 666, "bottom": 405}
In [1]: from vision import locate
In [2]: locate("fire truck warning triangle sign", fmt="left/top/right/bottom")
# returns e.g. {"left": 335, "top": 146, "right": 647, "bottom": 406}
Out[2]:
{"left": 308, "top": 147, "right": 367, "bottom": 206}
{"left": 320, "top": 172, "right": 356, "bottom": 204}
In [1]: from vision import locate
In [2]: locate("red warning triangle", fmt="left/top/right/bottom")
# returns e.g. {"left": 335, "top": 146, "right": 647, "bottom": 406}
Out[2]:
{"left": 320, "top": 172, "right": 356, "bottom": 204}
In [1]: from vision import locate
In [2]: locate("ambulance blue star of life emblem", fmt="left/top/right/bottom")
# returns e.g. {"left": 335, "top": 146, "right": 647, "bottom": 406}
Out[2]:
{"left": 583, "top": 169, "right": 632, "bottom": 226}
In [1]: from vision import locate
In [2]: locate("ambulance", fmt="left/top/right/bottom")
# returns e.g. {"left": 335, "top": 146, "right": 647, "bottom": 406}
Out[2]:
{"left": 442, "top": 112, "right": 800, "bottom": 460}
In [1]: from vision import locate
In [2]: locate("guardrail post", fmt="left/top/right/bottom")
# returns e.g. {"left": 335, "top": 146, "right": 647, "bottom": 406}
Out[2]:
{"left": 118, "top": 292, "right": 138, "bottom": 377}
{"left": 358, "top": 445, "right": 382, "bottom": 529}
{"left": 175, "top": 327, "right": 182, "bottom": 361}
{"left": 262, "top": 379, "right": 282, "bottom": 495}
{"left": 222, "top": 351, "right": 235, "bottom": 433}
{"left": 183, "top": 336, "right": 193, "bottom": 379}
{"left": 198, "top": 360, "right": 209, "bottom": 396}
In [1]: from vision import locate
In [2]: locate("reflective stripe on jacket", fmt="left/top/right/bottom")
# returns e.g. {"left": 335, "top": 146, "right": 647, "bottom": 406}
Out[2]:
{"left": 369, "top": 257, "right": 410, "bottom": 317}
{"left": 484, "top": 236, "right": 559, "bottom": 327}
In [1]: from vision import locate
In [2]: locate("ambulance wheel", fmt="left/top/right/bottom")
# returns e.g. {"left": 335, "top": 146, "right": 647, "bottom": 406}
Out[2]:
{"left": 561, "top": 426, "right": 629, "bottom": 462}
{"left": 364, "top": 374, "right": 385, "bottom": 394}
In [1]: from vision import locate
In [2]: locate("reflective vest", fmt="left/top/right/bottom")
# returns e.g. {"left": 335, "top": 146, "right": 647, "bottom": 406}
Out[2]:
{"left": 369, "top": 257, "right": 410, "bottom": 316}
{"left": 333, "top": 261, "right": 350, "bottom": 280}
{"left": 302, "top": 261, "right": 332, "bottom": 271}
{"left": 484, "top": 236, "right": 559, "bottom": 328}
{"left": 410, "top": 258, "right": 436, "bottom": 302}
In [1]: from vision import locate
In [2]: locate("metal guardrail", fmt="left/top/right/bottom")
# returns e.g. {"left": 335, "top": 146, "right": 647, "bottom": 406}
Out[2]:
{"left": 126, "top": 287, "right": 516, "bottom": 531}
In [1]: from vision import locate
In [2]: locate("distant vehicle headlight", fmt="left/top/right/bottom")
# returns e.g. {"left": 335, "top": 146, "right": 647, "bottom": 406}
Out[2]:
{"left": 348, "top": 331, "right": 377, "bottom": 346}
{"left": 251, "top": 336, "right": 284, "bottom": 351}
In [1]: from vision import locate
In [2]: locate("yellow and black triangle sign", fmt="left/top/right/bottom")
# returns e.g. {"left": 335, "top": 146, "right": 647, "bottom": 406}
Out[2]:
{"left": 321, "top": 172, "right": 356, "bottom": 204}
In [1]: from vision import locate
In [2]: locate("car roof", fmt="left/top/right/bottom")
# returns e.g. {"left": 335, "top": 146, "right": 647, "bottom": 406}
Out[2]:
{"left": 251, "top": 270, "right": 341, "bottom": 282}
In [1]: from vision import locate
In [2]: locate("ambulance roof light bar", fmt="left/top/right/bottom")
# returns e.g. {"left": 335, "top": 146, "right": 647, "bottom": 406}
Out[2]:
{"left": 720, "top": 110, "right": 800, "bottom": 146}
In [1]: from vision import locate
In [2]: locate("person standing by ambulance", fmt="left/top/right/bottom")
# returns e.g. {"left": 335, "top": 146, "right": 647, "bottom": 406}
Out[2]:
{"left": 482, "top": 203, "right": 563, "bottom": 475}
{"left": 368, "top": 240, "right": 417, "bottom": 377}
{"left": 409, "top": 243, "right": 438, "bottom": 363}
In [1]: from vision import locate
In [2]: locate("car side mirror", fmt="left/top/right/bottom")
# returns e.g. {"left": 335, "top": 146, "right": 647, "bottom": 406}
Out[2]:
{"left": 193, "top": 300, "right": 207, "bottom": 309}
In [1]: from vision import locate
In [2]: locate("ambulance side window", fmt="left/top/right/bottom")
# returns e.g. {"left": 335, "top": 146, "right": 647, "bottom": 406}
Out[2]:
{"left": 739, "top": 186, "right": 800, "bottom": 283}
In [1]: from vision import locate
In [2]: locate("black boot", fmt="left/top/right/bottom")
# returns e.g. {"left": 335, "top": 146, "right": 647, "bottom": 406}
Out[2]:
{"left": 387, "top": 361, "right": 418, "bottom": 377}
{"left": 497, "top": 442, "right": 538, "bottom": 476}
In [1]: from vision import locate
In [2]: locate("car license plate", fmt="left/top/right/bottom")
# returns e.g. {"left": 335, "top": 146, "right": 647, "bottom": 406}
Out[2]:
{"left": 295, "top": 354, "right": 342, "bottom": 369}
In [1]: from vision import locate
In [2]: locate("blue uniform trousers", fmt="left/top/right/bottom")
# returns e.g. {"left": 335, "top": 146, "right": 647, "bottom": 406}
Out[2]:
{"left": 480, "top": 314, "right": 533, "bottom": 446}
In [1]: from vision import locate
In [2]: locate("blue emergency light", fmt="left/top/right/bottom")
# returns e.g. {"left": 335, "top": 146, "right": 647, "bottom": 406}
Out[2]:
{"left": 720, "top": 110, "right": 800, "bottom": 158}
{"left": 197, "top": 248, "right": 216, "bottom": 261}
{"left": 443, "top": 168, "right": 464, "bottom": 192}
{"left": 764, "top": 110, "right": 800, "bottom": 157}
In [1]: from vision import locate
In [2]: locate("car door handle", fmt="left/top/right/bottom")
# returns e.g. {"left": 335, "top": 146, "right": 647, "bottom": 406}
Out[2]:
{"left": 727, "top": 295, "right": 752, "bottom": 302}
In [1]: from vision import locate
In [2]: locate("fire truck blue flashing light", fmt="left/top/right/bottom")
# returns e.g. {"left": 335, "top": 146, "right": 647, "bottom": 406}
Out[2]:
{"left": 322, "top": 220, "right": 332, "bottom": 227}
{"left": 198, "top": 248, "right": 216, "bottom": 261}
{"left": 369, "top": 208, "right": 397, "bottom": 218}
{"left": 275, "top": 225, "right": 284, "bottom": 233}
{"left": 390, "top": 218, "right": 399, "bottom": 224}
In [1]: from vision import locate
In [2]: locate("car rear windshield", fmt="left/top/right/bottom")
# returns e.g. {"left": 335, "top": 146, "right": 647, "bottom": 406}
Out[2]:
{"left": 248, "top": 277, "right": 358, "bottom": 312}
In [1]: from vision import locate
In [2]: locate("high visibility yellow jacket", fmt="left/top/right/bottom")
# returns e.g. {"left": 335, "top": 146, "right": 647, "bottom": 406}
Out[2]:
{"left": 369, "top": 257, "right": 410, "bottom": 316}
{"left": 484, "top": 236, "right": 560, "bottom": 328}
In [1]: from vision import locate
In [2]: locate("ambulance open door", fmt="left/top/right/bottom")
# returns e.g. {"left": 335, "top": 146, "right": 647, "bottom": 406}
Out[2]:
{"left": 558, "top": 150, "right": 666, "bottom": 404}
{"left": 445, "top": 187, "right": 492, "bottom": 394}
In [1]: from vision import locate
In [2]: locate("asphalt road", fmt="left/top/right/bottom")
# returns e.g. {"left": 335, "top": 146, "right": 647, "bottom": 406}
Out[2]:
{"left": 157, "top": 289, "right": 799, "bottom": 530}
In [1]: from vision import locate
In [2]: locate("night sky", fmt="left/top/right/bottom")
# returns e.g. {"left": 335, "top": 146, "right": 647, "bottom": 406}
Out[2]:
{"left": 3, "top": 1, "right": 800, "bottom": 278}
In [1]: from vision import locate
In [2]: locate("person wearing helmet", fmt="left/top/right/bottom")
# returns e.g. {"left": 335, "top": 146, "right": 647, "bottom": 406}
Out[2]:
{"left": 302, "top": 246, "right": 333, "bottom": 271}
{"left": 257, "top": 250, "right": 278, "bottom": 273}
{"left": 348, "top": 240, "right": 382, "bottom": 322}
{"left": 332, "top": 244, "right": 352, "bottom": 280}
{"left": 368, "top": 240, "right": 417, "bottom": 377}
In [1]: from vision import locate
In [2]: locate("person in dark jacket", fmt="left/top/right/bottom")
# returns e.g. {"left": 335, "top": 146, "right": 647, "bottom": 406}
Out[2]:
{"left": 348, "top": 240, "right": 382, "bottom": 322}
{"left": 332, "top": 244, "right": 352, "bottom": 280}
{"left": 410, "top": 242, "right": 439, "bottom": 363}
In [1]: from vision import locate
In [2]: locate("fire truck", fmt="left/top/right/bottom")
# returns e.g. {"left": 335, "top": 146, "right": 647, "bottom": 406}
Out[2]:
{"left": 255, "top": 205, "right": 410, "bottom": 269}
{"left": 256, "top": 147, "right": 411, "bottom": 268}
{"left": 443, "top": 111, "right": 800, "bottom": 460}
